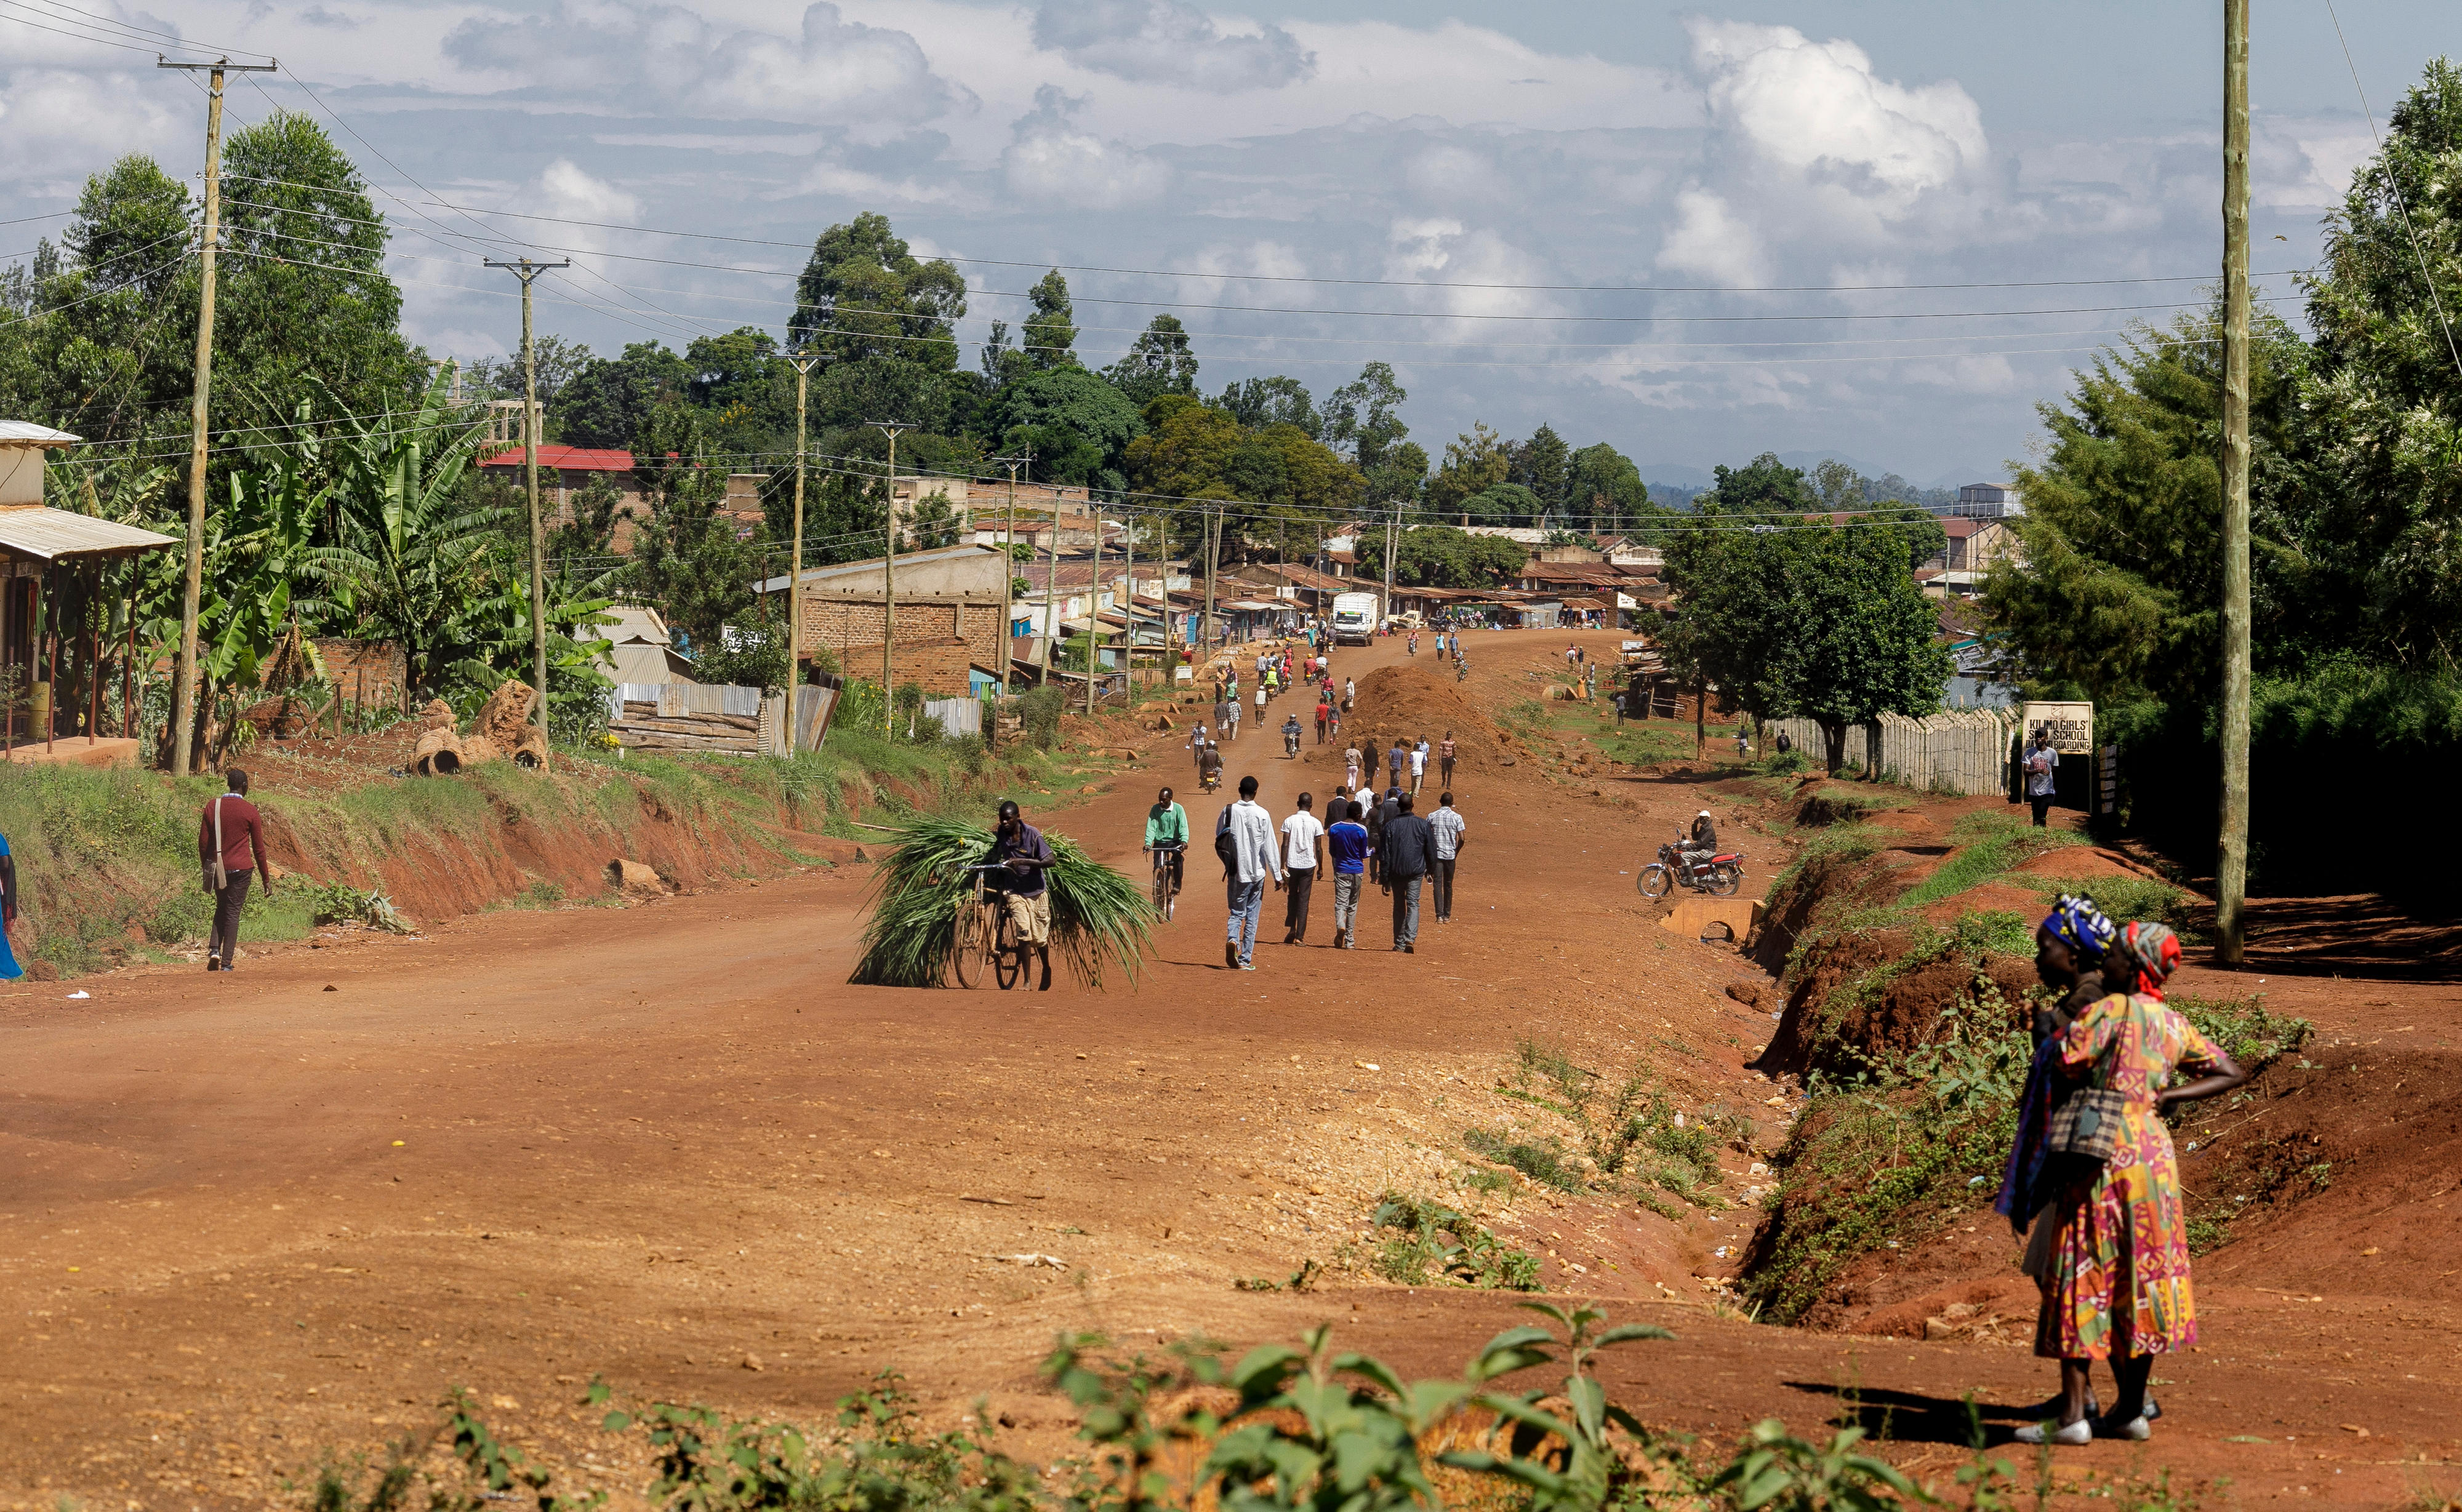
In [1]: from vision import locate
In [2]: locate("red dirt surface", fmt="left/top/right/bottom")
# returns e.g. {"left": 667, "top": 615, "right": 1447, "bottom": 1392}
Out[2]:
{"left": 4, "top": 631, "right": 2459, "bottom": 1510}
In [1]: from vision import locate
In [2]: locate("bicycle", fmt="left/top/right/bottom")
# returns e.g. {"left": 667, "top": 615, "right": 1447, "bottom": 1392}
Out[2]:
{"left": 1148, "top": 842, "right": 1185, "bottom": 921}
{"left": 951, "top": 863, "right": 1031, "bottom": 990}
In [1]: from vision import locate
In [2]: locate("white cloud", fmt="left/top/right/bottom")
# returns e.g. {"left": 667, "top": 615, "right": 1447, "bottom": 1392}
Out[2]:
{"left": 1030, "top": 1, "right": 1313, "bottom": 93}
{"left": 1654, "top": 188, "right": 1768, "bottom": 287}
{"left": 1001, "top": 86, "right": 1172, "bottom": 209}
{"left": 441, "top": 1, "right": 963, "bottom": 132}
{"left": 0, "top": 67, "right": 188, "bottom": 199}
{"left": 1688, "top": 20, "right": 1985, "bottom": 204}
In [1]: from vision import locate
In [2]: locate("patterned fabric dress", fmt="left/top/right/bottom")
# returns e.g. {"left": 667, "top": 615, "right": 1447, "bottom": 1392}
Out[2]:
{"left": 2037, "top": 993, "right": 2219, "bottom": 1359}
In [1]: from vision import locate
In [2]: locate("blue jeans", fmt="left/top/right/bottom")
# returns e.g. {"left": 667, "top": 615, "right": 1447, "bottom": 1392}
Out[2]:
{"left": 1225, "top": 876, "right": 1265, "bottom": 963}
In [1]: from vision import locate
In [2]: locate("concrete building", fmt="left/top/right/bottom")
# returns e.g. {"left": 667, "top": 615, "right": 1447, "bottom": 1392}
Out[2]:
{"left": 753, "top": 544, "right": 1013, "bottom": 696}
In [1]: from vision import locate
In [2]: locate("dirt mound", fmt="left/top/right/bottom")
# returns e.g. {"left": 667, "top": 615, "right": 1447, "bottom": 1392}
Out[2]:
{"left": 1345, "top": 664, "right": 1509, "bottom": 776}
{"left": 1758, "top": 925, "right": 2036, "bottom": 1078}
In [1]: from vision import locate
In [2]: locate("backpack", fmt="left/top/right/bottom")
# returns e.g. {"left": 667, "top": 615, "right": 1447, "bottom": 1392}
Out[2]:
{"left": 1214, "top": 804, "right": 1240, "bottom": 876}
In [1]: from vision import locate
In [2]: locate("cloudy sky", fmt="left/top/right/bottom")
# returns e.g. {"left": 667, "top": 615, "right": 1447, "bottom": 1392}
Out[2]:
{"left": 1, "top": 1, "right": 2448, "bottom": 484}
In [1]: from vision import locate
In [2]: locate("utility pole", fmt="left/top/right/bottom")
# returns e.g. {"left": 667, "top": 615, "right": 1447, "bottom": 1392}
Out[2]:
{"left": 1203, "top": 506, "right": 1220, "bottom": 665}
{"left": 1381, "top": 513, "right": 1398, "bottom": 630}
{"left": 1123, "top": 508, "right": 1136, "bottom": 698}
{"left": 1086, "top": 505, "right": 1102, "bottom": 716}
{"left": 785, "top": 351, "right": 826, "bottom": 714}
{"left": 995, "top": 450, "right": 1029, "bottom": 698}
{"left": 483, "top": 255, "right": 570, "bottom": 767}
{"left": 867, "top": 422, "right": 913, "bottom": 735}
{"left": 2216, "top": 0, "right": 2253, "bottom": 964}
{"left": 159, "top": 54, "right": 275, "bottom": 776}
{"left": 1038, "top": 482, "right": 1062, "bottom": 687}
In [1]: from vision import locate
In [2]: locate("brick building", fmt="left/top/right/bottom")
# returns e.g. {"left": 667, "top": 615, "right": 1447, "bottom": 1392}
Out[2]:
{"left": 758, "top": 544, "right": 1014, "bottom": 696}
{"left": 313, "top": 638, "right": 409, "bottom": 711}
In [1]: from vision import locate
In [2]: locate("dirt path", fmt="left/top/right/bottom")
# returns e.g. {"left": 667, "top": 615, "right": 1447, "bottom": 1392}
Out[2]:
{"left": 3, "top": 631, "right": 2455, "bottom": 1510}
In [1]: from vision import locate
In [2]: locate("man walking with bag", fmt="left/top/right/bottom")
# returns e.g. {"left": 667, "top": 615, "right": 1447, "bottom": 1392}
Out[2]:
{"left": 1216, "top": 775, "right": 1282, "bottom": 970}
{"left": 199, "top": 768, "right": 273, "bottom": 972}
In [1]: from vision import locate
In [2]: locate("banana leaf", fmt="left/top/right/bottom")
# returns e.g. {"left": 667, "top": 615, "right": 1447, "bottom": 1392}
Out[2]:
{"left": 848, "top": 814, "right": 1157, "bottom": 988}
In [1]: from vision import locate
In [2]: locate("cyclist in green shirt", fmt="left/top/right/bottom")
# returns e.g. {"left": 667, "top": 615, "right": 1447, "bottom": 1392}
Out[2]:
{"left": 1145, "top": 786, "right": 1190, "bottom": 898}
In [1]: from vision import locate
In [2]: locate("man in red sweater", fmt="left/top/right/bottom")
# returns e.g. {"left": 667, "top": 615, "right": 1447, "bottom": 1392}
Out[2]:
{"left": 199, "top": 768, "right": 273, "bottom": 971}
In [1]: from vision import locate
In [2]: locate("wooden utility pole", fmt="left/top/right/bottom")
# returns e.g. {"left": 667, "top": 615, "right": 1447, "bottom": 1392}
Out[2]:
{"left": 1085, "top": 503, "right": 1101, "bottom": 715}
{"left": 1123, "top": 509, "right": 1136, "bottom": 697}
{"left": 1203, "top": 506, "right": 1220, "bottom": 664}
{"left": 867, "top": 422, "right": 912, "bottom": 735}
{"left": 995, "top": 450, "right": 1029, "bottom": 697}
{"left": 1381, "top": 514, "right": 1398, "bottom": 630}
{"left": 786, "top": 352, "right": 825, "bottom": 708}
{"left": 1038, "top": 482, "right": 1061, "bottom": 687}
{"left": 2217, "top": 0, "right": 2253, "bottom": 963}
{"left": 483, "top": 256, "right": 570, "bottom": 767}
{"left": 158, "top": 54, "right": 275, "bottom": 776}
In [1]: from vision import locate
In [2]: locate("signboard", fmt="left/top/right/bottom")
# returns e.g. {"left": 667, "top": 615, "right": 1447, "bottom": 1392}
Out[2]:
{"left": 2021, "top": 700, "right": 2094, "bottom": 755}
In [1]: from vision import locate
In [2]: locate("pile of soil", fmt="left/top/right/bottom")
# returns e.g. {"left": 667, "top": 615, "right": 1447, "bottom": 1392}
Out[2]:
{"left": 1344, "top": 664, "right": 1508, "bottom": 775}
{"left": 1757, "top": 924, "right": 2037, "bottom": 1079}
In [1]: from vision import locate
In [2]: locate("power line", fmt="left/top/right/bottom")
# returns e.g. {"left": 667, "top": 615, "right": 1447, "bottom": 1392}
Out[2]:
{"left": 2322, "top": 0, "right": 2462, "bottom": 384}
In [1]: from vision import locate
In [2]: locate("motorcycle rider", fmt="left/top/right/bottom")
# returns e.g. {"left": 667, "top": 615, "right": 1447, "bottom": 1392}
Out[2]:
{"left": 1679, "top": 809, "right": 1718, "bottom": 884}
{"left": 1198, "top": 740, "right": 1225, "bottom": 792}
{"left": 1281, "top": 713, "right": 1302, "bottom": 757}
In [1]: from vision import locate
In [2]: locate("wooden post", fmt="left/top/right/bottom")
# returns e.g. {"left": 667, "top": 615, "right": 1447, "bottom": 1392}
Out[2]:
{"left": 122, "top": 615, "right": 135, "bottom": 739}
{"left": 86, "top": 576, "right": 99, "bottom": 745}
{"left": 2216, "top": 0, "right": 2253, "bottom": 962}
{"left": 41, "top": 566, "right": 55, "bottom": 755}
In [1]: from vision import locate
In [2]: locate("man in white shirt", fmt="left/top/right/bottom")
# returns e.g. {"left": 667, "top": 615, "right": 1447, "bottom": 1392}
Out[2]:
{"left": 1278, "top": 791, "right": 1327, "bottom": 945}
{"left": 1217, "top": 774, "right": 1283, "bottom": 970}
{"left": 1409, "top": 738, "right": 1429, "bottom": 795}
{"left": 1427, "top": 791, "right": 1467, "bottom": 922}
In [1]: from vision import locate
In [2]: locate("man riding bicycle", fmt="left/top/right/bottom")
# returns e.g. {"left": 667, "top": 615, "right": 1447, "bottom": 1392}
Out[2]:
{"left": 989, "top": 799, "right": 1058, "bottom": 991}
{"left": 1145, "top": 786, "right": 1189, "bottom": 899}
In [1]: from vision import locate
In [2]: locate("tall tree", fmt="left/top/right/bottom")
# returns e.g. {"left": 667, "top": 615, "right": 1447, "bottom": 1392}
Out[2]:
{"left": 1215, "top": 375, "right": 1320, "bottom": 438}
{"left": 1103, "top": 314, "right": 1198, "bottom": 405}
{"left": 992, "top": 366, "right": 1144, "bottom": 490}
{"left": 1425, "top": 422, "right": 1510, "bottom": 521}
{"left": 1515, "top": 423, "right": 1571, "bottom": 522}
{"left": 1322, "top": 361, "right": 1409, "bottom": 468}
{"left": 622, "top": 405, "right": 758, "bottom": 651}
{"left": 790, "top": 212, "right": 966, "bottom": 369}
{"left": 1567, "top": 442, "right": 1654, "bottom": 535}
{"left": 1022, "top": 268, "right": 1079, "bottom": 370}
{"left": 551, "top": 341, "right": 691, "bottom": 450}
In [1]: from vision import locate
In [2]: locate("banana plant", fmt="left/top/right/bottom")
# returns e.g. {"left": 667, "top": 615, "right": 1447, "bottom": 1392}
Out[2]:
{"left": 1437, "top": 1302, "right": 1676, "bottom": 1512}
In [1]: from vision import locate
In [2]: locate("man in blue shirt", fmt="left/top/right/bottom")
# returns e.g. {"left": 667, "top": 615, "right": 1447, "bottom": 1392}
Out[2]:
{"left": 989, "top": 799, "right": 1057, "bottom": 990}
{"left": 1325, "top": 798, "right": 1370, "bottom": 951}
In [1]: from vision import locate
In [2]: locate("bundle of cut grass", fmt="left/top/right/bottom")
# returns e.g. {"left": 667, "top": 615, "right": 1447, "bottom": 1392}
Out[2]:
{"left": 848, "top": 812, "right": 1157, "bottom": 988}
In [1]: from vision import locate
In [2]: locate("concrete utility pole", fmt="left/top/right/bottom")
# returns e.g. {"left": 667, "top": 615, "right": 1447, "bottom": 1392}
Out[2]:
{"left": 867, "top": 421, "right": 913, "bottom": 735}
{"left": 2217, "top": 0, "right": 2253, "bottom": 963}
{"left": 158, "top": 54, "right": 275, "bottom": 776}
{"left": 786, "top": 351, "right": 826, "bottom": 706}
{"left": 484, "top": 256, "right": 570, "bottom": 768}
{"left": 994, "top": 450, "right": 1029, "bottom": 698}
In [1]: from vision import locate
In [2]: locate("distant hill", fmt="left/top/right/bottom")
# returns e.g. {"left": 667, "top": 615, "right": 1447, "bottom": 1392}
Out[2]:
{"left": 1637, "top": 452, "right": 2002, "bottom": 512}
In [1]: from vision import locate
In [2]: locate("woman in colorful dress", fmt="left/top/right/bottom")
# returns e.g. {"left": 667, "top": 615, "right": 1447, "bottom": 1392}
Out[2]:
{"left": 2019, "top": 921, "right": 2245, "bottom": 1444}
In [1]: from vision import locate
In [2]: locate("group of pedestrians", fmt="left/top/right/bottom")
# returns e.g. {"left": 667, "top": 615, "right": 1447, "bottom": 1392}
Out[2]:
{"left": 1340, "top": 732, "right": 1453, "bottom": 798}
{"left": 1197, "top": 772, "right": 1467, "bottom": 965}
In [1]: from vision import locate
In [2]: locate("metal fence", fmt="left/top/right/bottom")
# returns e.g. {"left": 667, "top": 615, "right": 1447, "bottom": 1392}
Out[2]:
{"left": 922, "top": 696, "right": 982, "bottom": 736}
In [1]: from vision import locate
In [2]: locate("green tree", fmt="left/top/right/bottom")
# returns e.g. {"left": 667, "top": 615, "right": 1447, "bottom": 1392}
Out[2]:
{"left": 790, "top": 212, "right": 966, "bottom": 370}
{"left": 992, "top": 366, "right": 1145, "bottom": 490}
{"left": 551, "top": 342, "right": 692, "bottom": 450}
{"left": 1323, "top": 361, "right": 1409, "bottom": 469}
{"left": 681, "top": 326, "right": 795, "bottom": 451}
{"left": 1392, "top": 525, "right": 1527, "bottom": 588}
{"left": 1022, "top": 268, "right": 1079, "bottom": 370}
{"left": 1426, "top": 422, "right": 1510, "bottom": 521}
{"left": 1514, "top": 423, "right": 1571, "bottom": 522}
{"left": 622, "top": 406, "right": 758, "bottom": 652}
{"left": 1103, "top": 314, "right": 1198, "bottom": 405}
{"left": 1981, "top": 309, "right": 2312, "bottom": 705}
{"left": 1463, "top": 481, "right": 1541, "bottom": 524}
{"left": 1364, "top": 439, "right": 1429, "bottom": 511}
{"left": 1216, "top": 375, "right": 1320, "bottom": 438}
{"left": 1666, "top": 463, "right": 1949, "bottom": 770}
{"left": 1566, "top": 442, "right": 1657, "bottom": 536}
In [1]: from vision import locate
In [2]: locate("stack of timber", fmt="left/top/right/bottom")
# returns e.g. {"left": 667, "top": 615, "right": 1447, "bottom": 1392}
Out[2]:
{"left": 611, "top": 682, "right": 768, "bottom": 756}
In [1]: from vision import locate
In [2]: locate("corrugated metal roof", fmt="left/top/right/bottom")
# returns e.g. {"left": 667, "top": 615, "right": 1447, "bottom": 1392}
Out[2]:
{"left": 0, "top": 422, "right": 81, "bottom": 446}
{"left": 0, "top": 507, "right": 177, "bottom": 561}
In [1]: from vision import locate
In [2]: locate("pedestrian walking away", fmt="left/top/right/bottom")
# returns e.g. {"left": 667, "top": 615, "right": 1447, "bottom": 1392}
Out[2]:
{"left": 1325, "top": 799, "right": 1367, "bottom": 950}
{"left": 1387, "top": 738, "right": 1406, "bottom": 788}
{"left": 1315, "top": 697, "right": 1330, "bottom": 744}
{"left": 2026, "top": 728, "right": 2059, "bottom": 827}
{"left": 199, "top": 769, "right": 275, "bottom": 971}
{"left": 1215, "top": 775, "right": 1283, "bottom": 970}
{"left": 1344, "top": 743, "right": 1363, "bottom": 792}
{"left": 989, "top": 800, "right": 1060, "bottom": 990}
{"left": 1379, "top": 791, "right": 1434, "bottom": 951}
{"left": 1409, "top": 737, "right": 1427, "bottom": 795}
{"left": 1364, "top": 780, "right": 1392, "bottom": 886}
{"left": 1438, "top": 730, "right": 1457, "bottom": 790}
{"left": 1279, "top": 792, "right": 1325, "bottom": 943}
{"left": 1255, "top": 683, "right": 1269, "bottom": 726}
{"left": 0, "top": 825, "right": 22, "bottom": 981}
{"left": 1428, "top": 791, "right": 1467, "bottom": 922}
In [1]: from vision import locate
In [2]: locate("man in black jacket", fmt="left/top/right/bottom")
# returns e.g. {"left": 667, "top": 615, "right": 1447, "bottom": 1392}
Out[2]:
{"left": 1379, "top": 792, "right": 1434, "bottom": 953}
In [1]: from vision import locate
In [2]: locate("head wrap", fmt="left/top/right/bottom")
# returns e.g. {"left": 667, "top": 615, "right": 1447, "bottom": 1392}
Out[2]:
{"left": 2119, "top": 921, "right": 2183, "bottom": 996}
{"left": 2039, "top": 894, "right": 2115, "bottom": 965}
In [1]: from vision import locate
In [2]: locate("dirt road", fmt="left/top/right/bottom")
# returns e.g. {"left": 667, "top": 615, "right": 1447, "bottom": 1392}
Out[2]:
{"left": 4, "top": 631, "right": 2454, "bottom": 1510}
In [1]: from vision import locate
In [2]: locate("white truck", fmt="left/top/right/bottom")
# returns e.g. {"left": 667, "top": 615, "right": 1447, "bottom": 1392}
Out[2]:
{"left": 1331, "top": 591, "right": 1379, "bottom": 646}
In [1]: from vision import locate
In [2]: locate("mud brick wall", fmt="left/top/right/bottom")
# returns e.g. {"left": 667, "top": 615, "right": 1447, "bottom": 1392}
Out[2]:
{"left": 801, "top": 596, "right": 1004, "bottom": 695}
{"left": 315, "top": 639, "right": 407, "bottom": 710}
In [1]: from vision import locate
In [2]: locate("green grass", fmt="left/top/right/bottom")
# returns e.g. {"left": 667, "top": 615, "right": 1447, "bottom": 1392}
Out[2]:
{"left": 1897, "top": 811, "right": 2088, "bottom": 910}
{"left": 2175, "top": 993, "right": 2312, "bottom": 1063}
{"left": 2023, "top": 872, "right": 2198, "bottom": 938}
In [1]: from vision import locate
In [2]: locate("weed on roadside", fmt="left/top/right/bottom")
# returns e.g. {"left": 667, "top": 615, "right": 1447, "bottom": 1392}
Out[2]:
{"left": 2173, "top": 993, "right": 2311, "bottom": 1064}
{"left": 1368, "top": 1193, "right": 1541, "bottom": 1289}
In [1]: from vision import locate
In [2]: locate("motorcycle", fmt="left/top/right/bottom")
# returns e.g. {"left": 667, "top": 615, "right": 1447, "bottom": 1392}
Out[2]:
{"left": 1636, "top": 840, "right": 1744, "bottom": 899}
{"left": 1200, "top": 765, "right": 1223, "bottom": 794}
{"left": 1283, "top": 725, "right": 1302, "bottom": 758}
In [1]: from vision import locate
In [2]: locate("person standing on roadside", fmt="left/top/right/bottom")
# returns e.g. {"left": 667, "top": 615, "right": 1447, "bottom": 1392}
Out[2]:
{"left": 0, "top": 827, "right": 22, "bottom": 981}
{"left": 1342, "top": 676, "right": 1355, "bottom": 712}
{"left": 2026, "top": 728, "right": 2059, "bottom": 828}
{"left": 1217, "top": 774, "right": 1282, "bottom": 971}
{"left": 1380, "top": 792, "right": 1433, "bottom": 952}
{"left": 1326, "top": 798, "right": 1369, "bottom": 950}
{"left": 1438, "top": 729, "right": 1457, "bottom": 790}
{"left": 1279, "top": 792, "right": 1326, "bottom": 945}
{"left": 1428, "top": 791, "right": 1466, "bottom": 923}
{"left": 199, "top": 768, "right": 274, "bottom": 972}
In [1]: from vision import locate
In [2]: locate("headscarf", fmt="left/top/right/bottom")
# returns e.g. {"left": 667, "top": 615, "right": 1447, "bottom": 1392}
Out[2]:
{"left": 2118, "top": 920, "right": 2183, "bottom": 998}
{"left": 2039, "top": 893, "right": 2115, "bottom": 967}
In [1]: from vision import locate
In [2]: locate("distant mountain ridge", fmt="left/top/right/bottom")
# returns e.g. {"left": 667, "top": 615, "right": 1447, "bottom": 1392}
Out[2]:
{"left": 1635, "top": 451, "right": 2008, "bottom": 508}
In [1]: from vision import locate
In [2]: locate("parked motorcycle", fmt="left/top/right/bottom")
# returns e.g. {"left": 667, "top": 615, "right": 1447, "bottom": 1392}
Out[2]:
{"left": 1637, "top": 839, "right": 1744, "bottom": 899}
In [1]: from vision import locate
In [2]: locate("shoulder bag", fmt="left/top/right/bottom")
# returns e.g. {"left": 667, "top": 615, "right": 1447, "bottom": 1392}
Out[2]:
{"left": 203, "top": 796, "right": 230, "bottom": 896}
{"left": 2045, "top": 994, "right": 2138, "bottom": 1165}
